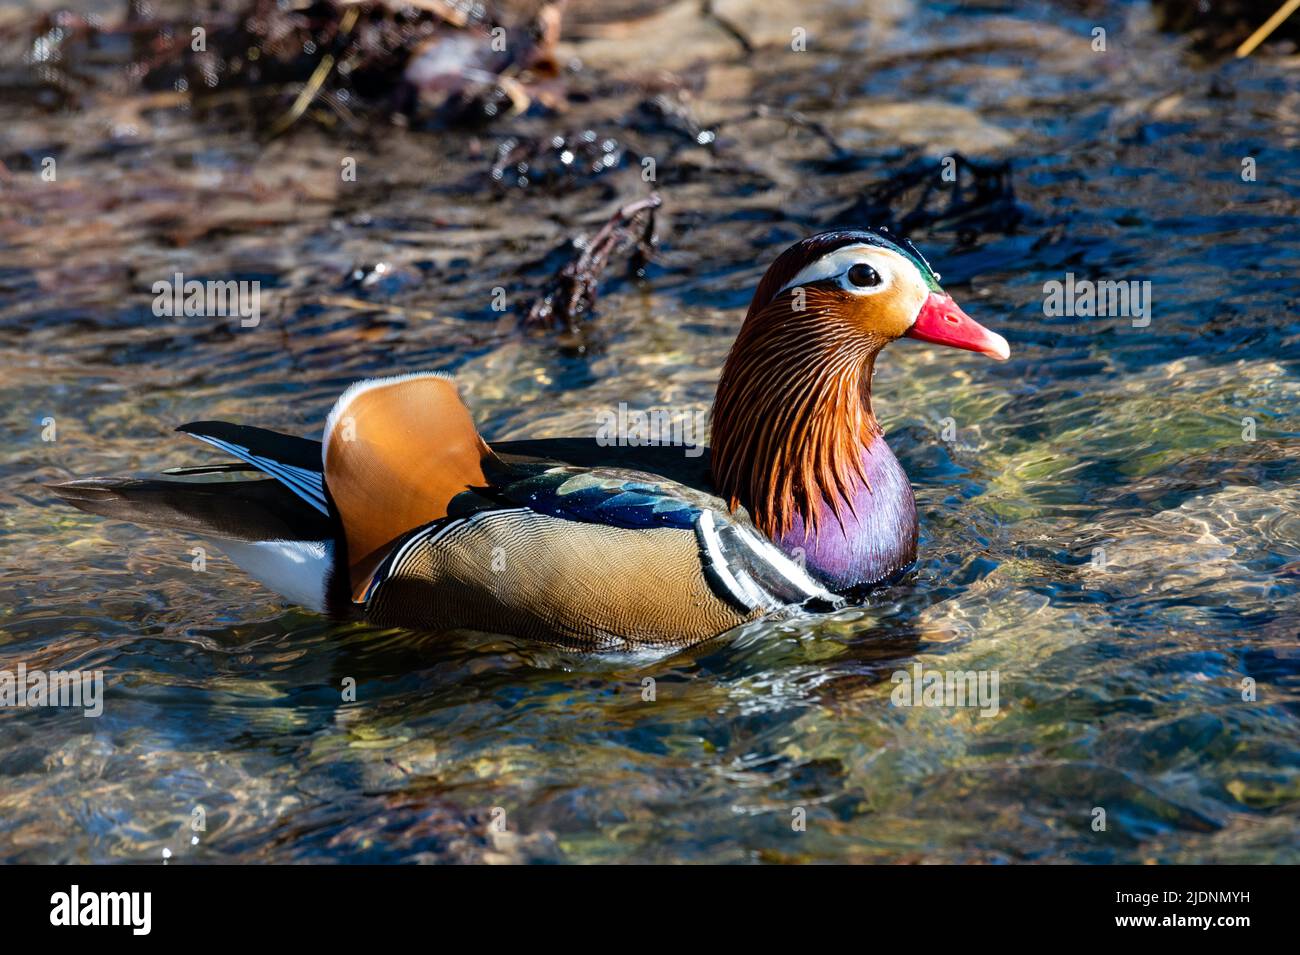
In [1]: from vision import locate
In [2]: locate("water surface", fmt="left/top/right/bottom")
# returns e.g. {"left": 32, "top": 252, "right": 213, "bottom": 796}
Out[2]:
{"left": 1, "top": 0, "right": 1297, "bottom": 862}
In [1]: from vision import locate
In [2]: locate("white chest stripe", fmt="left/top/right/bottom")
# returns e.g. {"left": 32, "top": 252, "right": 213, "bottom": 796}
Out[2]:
{"left": 697, "top": 510, "right": 768, "bottom": 611}
{"left": 695, "top": 510, "right": 840, "bottom": 612}
{"left": 731, "top": 525, "right": 839, "bottom": 603}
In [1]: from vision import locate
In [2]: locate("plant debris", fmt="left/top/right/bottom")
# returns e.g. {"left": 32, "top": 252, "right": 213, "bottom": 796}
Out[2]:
{"left": 1151, "top": 0, "right": 1300, "bottom": 56}
{"left": 524, "top": 192, "right": 660, "bottom": 332}
{"left": 828, "top": 152, "right": 1025, "bottom": 245}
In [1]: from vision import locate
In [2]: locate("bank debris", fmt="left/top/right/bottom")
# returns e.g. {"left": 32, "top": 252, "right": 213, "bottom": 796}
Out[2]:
{"left": 827, "top": 152, "right": 1025, "bottom": 245}
{"left": 1151, "top": 0, "right": 1300, "bottom": 56}
{"left": 524, "top": 192, "right": 660, "bottom": 332}
{"left": 2, "top": 0, "right": 567, "bottom": 132}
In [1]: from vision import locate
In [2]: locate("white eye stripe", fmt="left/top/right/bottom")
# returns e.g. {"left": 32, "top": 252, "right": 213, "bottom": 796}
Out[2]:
{"left": 774, "top": 242, "right": 933, "bottom": 328}
{"left": 777, "top": 244, "right": 898, "bottom": 297}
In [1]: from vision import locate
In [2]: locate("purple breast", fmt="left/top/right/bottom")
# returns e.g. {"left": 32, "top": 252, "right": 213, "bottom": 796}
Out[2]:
{"left": 774, "top": 438, "right": 918, "bottom": 591}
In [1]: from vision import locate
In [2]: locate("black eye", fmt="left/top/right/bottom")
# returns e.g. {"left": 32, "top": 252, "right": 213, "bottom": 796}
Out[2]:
{"left": 847, "top": 263, "right": 881, "bottom": 288}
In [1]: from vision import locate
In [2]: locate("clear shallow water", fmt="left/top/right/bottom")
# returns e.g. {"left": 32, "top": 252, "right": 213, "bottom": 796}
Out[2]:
{"left": 1, "top": 0, "right": 1298, "bottom": 863}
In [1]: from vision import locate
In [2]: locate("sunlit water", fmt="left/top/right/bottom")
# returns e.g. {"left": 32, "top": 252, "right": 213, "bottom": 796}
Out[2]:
{"left": 1, "top": 0, "right": 1297, "bottom": 862}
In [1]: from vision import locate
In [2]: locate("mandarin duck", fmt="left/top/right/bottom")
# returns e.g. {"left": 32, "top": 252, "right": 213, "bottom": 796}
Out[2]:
{"left": 52, "top": 229, "right": 1009, "bottom": 650}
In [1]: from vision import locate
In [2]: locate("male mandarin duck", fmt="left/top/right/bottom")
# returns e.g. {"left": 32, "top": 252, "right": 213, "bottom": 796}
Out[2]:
{"left": 52, "top": 229, "right": 1009, "bottom": 650}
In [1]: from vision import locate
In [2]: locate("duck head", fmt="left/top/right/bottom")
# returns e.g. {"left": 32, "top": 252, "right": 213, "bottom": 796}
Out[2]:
{"left": 742, "top": 228, "right": 1009, "bottom": 363}
{"left": 710, "top": 229, "right": 1009, "bottom": 588}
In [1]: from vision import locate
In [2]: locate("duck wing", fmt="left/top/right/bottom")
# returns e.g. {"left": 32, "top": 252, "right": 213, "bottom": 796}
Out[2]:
{"left": 359, "top": 456, "right": 839, "bottom": 648}
{"left": 490, "top": 463, "right": 840, "bottom": 609}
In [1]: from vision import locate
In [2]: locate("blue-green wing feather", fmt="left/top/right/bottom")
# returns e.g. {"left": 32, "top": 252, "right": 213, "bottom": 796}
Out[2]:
{"left": 497, "top": 466, "right": 715, "bottom": 530}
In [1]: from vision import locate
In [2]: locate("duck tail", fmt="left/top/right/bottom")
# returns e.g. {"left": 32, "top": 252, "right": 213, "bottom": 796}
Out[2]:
{"left": 48, "top": 476, "right": 343, "bottom": 614}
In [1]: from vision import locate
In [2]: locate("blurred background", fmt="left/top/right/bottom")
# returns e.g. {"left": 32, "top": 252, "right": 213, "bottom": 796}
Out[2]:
{"left": 0, "top": 0, "right": 1297, "bottom": 863}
